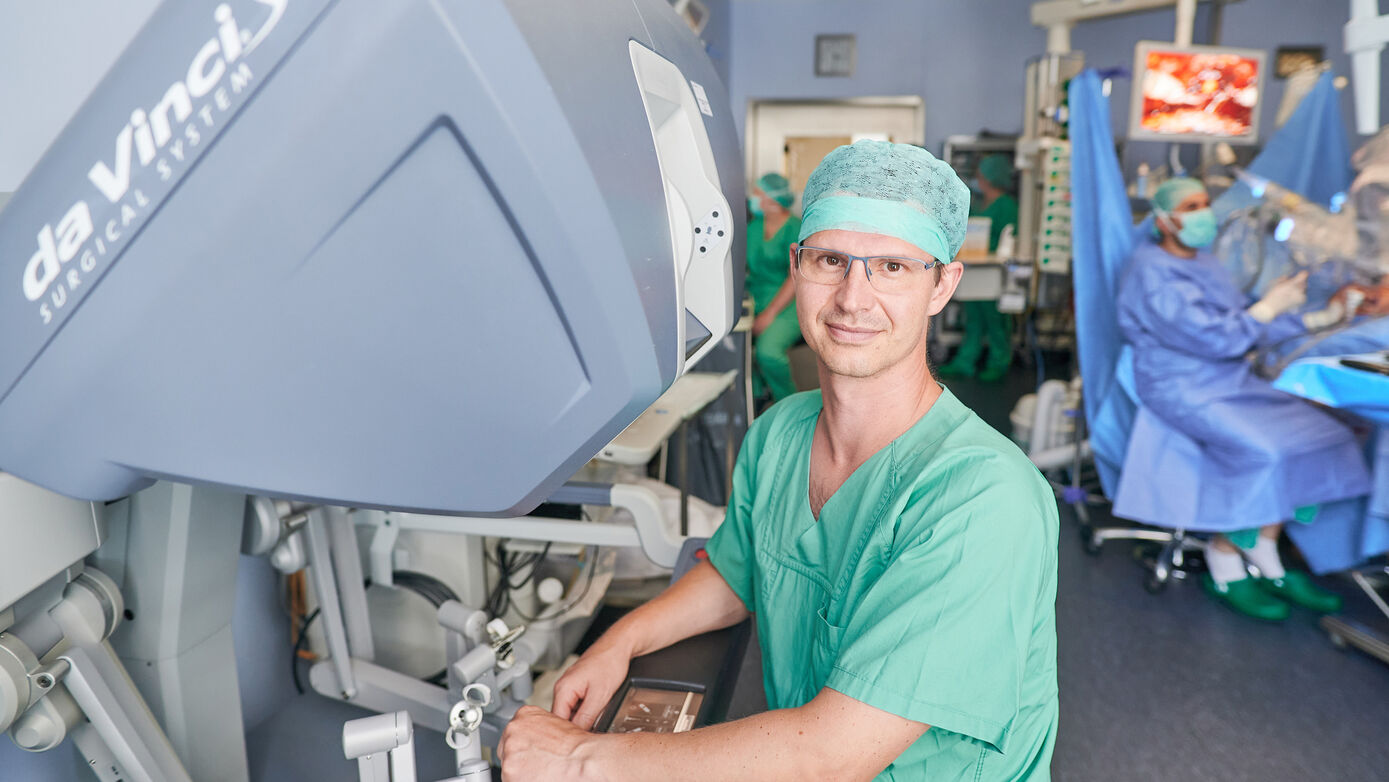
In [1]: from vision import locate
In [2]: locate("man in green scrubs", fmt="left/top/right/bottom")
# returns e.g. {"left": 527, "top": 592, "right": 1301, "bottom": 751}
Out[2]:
{"left": 747, "top": 172, "right": 802, "bottom": 402}
{"left": 940, "top": 154, "right": 1018, "bottom": 383}
{"left": 500, "top": 141, "right": 1060, "bottom": 781}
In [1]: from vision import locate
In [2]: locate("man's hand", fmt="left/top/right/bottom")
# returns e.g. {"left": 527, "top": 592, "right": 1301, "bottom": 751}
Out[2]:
{"left": 551, "top": 643, "right": 631, "bottom": 729}
{"left": 1249, "top": 270, "right": 1309, "bottom": 322}
{"left": 499, "top": 705, "right": 604, "bottom": 782}
{"left": 503, "top": 688, "right": 927, "bottom": 782}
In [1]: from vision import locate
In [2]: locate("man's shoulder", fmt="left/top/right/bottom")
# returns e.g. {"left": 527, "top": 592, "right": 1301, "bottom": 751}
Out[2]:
{"left": 992, "top": 193, "right": 1020, "bottom": 215}
{"left": 905, "top": 395, "right": 1031, "bottom": 469}
{"left": 896, "top": 398, "right": 1057, "bottom": 530}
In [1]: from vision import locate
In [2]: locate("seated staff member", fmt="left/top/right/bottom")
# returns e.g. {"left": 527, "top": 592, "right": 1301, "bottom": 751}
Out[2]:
{"left": 747, "top": 172, "right": 802, "bottom": 402}
{"left": 1117, "top": 177, "right": 1371, "bottom": 621}
{"left": 499, "top": 140, "right": 1060, "bottom": 782}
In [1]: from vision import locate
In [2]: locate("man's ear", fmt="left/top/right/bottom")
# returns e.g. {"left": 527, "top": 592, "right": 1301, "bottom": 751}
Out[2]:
{"left": 927, "top": 261, "right": 964, "bottom": 317}
{"left": 1156, "top": 211, "right": 1181, "bottom": 235}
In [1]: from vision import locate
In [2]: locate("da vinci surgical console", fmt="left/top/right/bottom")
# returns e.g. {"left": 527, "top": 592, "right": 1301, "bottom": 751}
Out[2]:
{"left": 0, "top": 0, "right": 743, "bottom": 779}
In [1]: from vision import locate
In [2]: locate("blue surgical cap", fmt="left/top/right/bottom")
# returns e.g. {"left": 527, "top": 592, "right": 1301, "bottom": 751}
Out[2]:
{"left": 798, "top": 140, "right": 970, "bottom": 262}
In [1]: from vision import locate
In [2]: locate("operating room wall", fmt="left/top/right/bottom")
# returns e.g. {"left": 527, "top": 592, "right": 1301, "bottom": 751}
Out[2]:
{"left": 702, "top": 0, "right": 734, "bottom": 87}
{"left": 728, "top": 0, "right": 1389, "bottom": 180}
{"left": 728, "top": 0, "right": 1044, "bottom": 154}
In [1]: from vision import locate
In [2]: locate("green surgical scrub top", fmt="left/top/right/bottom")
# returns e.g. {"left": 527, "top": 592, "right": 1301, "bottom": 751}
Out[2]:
{"left": 970, "top": 193, "right": 1019, "bottom": 254}
{"left": 706, "top": 388, "right": 1059, "bottom": 781}
{"left": 746, "top": 215, "right": 802, "bottom": 314}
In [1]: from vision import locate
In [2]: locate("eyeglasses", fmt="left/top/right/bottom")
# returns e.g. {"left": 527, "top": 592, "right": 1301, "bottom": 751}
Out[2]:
{"left": 794, "top": 245, "right": 942, "bottom": 293}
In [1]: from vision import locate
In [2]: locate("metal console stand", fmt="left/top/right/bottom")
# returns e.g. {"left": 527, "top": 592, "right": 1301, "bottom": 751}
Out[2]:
{"left": 1323, "top": 567, "right": 1389, "bottom": 664}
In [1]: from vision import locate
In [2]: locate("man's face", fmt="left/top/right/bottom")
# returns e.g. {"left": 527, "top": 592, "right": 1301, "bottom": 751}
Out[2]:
{"left": 792, "top": 229, "right": 963, "bottom": 379}
{"left": 753, "top": 187, "right": 780, "bottom": 215}
{"left": 1160, "top": 190, "right": 1211, "bottom": 239}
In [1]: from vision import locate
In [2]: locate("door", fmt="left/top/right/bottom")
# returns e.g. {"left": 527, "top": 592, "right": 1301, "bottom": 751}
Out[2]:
{"left": 784, "top": 135, "right": 851, "bottom": 199}
{"left": 745, "top": 98, "right": 925, "bottom": 203}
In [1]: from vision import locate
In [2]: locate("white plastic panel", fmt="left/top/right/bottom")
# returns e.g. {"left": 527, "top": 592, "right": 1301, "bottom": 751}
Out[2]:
{"left": 0, "top": 473, "right": 101, "bottom": 613}
{"left": 629, "top": 41, "right": 734, "bottom": 372}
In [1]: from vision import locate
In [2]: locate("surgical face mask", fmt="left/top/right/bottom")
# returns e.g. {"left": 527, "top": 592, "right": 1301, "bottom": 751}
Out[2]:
{"left": 1159, "top": 207, "right": 1218, "bottom": 249}
{"left": 748, "top": 196, "right": 763, "bottom": 217}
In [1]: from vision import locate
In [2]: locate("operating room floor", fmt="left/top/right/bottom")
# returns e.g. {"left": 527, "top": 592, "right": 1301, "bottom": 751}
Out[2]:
{"left": 244, "top": 365, "right": 1389, "bottom": 781}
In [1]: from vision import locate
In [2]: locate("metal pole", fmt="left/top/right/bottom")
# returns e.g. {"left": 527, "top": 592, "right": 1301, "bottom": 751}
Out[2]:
{"left": 724, "top": 385, "right": 736, "bottom": 505}
{"left": 678, "top": 421, "right": 690, "bottom": 536}
{"left": 1174, "top": 0, "right": 1196, "bottom": 46}
{"left": 59, "top": 645, "right": 194, "bottom": 782}
{"left": 304, "top": 508, "right": 358, "bottom": 699}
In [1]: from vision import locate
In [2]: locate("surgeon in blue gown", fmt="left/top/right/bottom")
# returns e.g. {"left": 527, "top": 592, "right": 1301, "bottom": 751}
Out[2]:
{"left": 1116, "top": 178, "right": 1373, "bottom": 621}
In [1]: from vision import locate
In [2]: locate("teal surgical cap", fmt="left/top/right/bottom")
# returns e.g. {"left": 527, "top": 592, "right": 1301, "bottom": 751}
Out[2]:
{"left": 978, "top": 154, "right": 1013, "bottom": 190}
{"left": 798, "top": 140, "right": 970, "bottom": 262}
{"left": 756, "top": 172, "right": 795, "bottom": 208}
{"left": 1152, "top": 177, "right": 1207, "bottom": 213}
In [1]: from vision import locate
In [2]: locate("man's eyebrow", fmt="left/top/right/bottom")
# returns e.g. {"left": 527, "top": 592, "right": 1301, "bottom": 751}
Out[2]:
{"left": 865, "top": 254, "right": 934, "bottom": 264}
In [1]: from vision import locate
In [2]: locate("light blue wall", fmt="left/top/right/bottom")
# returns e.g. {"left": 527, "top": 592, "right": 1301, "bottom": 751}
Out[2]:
{"left": 728, "top": 0, "right": 1043, "bottom": 151}
{"left": 727, "top": 0, "right": 1388, "bottom": 170}
{"left": 702, "top": 0, "right": 734, "bottom": 87}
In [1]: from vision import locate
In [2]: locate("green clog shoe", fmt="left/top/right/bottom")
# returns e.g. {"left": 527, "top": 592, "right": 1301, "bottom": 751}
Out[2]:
{"left": 1202, "top": 574, "right": 1290, "bottom": 622}
{"left": 1257, "top": 570, "right": 1343, "bottom": 614}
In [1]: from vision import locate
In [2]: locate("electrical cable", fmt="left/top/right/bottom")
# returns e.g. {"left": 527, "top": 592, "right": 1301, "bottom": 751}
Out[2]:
{"left": 291, "top": 571, "right": 464, "bottom": 693}
{"left": 485, "top": 539, "right": 552, "bottom": 620}
{"left": 290, "top": 608, "right": 320, "bottom": 695}
{"left": 511, "top": 545, "right": 601, "bottom": 624}
{"left": 389, "top": 570, "right": 460, "bottom": 685}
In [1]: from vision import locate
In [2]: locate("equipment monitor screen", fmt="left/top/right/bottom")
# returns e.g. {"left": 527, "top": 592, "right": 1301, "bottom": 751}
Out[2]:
{"left": 1128, "top": 41, "right": 1266, "bottom": 144}
{"left": 604, "top": 686, "right": 704, "bottom": 734}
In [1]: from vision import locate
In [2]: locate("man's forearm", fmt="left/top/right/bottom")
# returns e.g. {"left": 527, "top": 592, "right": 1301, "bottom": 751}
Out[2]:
{"left": 763, "top": 278, "right": 795, "bottom": 320}
{"left": 581, "top": 694, "right": 920, "bottom": 782}
{"left": 594, "top": 560, "right": 750, "bottom": 659}
{"left": 586, "top": 710, "right": 821, "bottom": 782}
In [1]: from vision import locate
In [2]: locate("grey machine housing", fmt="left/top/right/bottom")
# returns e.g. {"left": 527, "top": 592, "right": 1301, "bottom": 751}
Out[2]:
{"left": 0, "top": 0, "right": 744, "bottom": 515}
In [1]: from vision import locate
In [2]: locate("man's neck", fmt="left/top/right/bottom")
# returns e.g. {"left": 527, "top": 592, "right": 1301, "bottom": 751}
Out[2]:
{"left": 816, "top": 355, "right": 940, "bottom": 467}
{"left": 1159, "top": 234, "right": 1197, "bottom": 259}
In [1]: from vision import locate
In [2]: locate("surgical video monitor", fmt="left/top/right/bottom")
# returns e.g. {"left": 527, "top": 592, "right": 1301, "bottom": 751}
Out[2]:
{"left": 1128, "top": 41, "right": 1266, "bottom": 144}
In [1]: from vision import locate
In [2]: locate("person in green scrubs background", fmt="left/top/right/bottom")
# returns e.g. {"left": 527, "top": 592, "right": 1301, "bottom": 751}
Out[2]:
{"left": 746, "top": 172, "right": 802, "bottom": 403}
{"left": 939, "top": 153, "right": 1018, "bottom": 383}
{"left": 499, "top": 140, "right": 1059, "bottom": 782}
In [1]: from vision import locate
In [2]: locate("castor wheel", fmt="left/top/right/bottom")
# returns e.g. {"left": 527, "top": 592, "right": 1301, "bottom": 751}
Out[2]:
{"left": 1143, "top": 571, "right": 1168, "bottom": 595}
{"left": 1079, "top": 524, "right": 1102, "bottom": 557}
